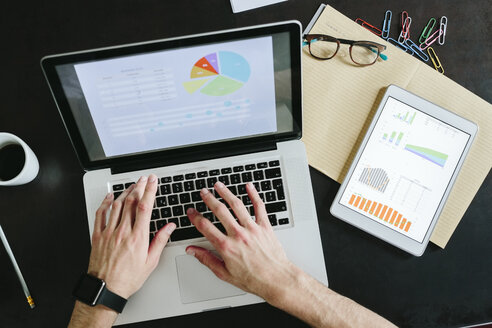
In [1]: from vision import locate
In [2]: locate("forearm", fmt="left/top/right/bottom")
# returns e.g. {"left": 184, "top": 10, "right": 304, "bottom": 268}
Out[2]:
{"left": 68, "top": 301, "right": 118, "bottom": 328}
{"left": 266, "top": 265, "right": 396, "bottom": 328}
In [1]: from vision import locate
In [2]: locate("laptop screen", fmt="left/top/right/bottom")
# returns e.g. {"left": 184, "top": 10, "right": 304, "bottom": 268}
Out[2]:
{"left": 46, "top": 23, "right": 300, "bottom": 166}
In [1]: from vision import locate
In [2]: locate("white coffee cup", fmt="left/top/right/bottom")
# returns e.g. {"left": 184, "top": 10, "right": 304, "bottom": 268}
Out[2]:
{"left": 0, "top": 133, "right": 39, "bottom": 186}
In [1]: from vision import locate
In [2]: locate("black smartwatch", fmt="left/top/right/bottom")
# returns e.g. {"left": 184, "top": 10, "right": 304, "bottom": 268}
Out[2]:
{"left": 72, "top": 273, "right": 127, "bottom": 313}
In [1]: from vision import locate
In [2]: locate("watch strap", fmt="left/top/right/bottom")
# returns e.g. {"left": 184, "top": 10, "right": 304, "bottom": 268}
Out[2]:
{"left": 97, "top": 287, "right": 127, "bottom": 313}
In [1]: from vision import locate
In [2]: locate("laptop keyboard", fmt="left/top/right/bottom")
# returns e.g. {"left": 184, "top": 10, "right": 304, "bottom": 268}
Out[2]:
{"left": 111, "top": 159, "right": 290, "bottom": 243}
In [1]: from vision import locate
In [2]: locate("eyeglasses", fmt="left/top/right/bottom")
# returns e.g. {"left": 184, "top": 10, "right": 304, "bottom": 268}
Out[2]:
{"left": 303, "top": 34, "right": 387, "bottom": 66}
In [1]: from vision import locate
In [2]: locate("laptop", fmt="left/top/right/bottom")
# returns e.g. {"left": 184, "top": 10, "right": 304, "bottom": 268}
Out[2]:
{"left": 41, "top": 21, "right": 328, "bottom": 325}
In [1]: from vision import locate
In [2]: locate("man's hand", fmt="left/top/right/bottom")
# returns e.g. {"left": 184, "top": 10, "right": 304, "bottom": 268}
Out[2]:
{"left": 88, "top": 174, "right": 176, "bottom": 298}
{"left": 185, "top": 181, "right": 297, "bottom": 303}
{"left": 69, "top": 174, "right": 176, "bottom": 328}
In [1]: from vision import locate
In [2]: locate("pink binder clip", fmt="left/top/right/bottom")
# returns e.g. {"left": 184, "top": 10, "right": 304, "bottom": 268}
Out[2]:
{"left": 419, "top": 29, "right": 443, "bottom": 50}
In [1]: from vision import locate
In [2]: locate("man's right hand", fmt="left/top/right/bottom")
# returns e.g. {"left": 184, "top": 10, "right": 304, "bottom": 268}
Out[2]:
{"left": 185, "top": 181, "right": 300, "bottom": 304}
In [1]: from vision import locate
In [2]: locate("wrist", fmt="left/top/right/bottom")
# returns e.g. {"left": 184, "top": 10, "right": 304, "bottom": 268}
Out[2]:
{"left": 261, "top": 261, "right": 305, "bottom": 307}
{"left": 69, "top": 301, "right": 118, "bottom": 328}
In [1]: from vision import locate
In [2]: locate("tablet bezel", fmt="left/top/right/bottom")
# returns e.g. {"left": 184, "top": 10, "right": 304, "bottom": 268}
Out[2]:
{"left": 330, "top": 84, "right": 477, "bottom": 256}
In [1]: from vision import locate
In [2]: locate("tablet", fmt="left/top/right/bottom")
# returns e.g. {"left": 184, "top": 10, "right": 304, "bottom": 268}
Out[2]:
{"left": 330, "top": 85, "right": 477, "bottom": 256}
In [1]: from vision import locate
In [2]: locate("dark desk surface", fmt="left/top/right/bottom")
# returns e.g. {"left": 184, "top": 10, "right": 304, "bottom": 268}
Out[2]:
{"left": 1, "top": 1, "right": 491, "bottom": 327}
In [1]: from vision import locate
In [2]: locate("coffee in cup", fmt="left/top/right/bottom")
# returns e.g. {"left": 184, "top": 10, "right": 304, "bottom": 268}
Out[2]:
{"left": 0, "top": 133, "right": 39, "bottom": 186}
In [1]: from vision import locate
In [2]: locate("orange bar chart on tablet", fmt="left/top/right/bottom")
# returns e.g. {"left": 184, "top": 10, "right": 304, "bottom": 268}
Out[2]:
{"left": 347, "top": 193, "right": 412, "bottom": 233}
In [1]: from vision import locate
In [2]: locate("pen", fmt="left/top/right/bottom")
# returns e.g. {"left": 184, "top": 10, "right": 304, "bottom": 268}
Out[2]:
{"left": 0, "top": 225, "right": 36, "bottom": 309}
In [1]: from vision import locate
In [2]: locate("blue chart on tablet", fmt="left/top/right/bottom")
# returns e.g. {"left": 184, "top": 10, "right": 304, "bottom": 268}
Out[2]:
{"left": 340, "top": 97, "right": 470, "bottom": 243}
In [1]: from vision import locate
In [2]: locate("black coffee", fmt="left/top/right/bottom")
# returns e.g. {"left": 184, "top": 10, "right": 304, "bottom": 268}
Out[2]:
{"left": 0, "top": 144, "right": 26, "bottom": 181}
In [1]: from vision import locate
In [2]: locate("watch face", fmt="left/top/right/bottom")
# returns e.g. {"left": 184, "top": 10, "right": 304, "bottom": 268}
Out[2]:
{"left": 73, "top": 274, "right": 105, "bottom": 306}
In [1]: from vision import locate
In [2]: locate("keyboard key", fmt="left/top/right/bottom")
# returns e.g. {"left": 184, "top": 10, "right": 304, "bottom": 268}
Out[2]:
{"left": 230, "top": 174, "right": 241, "bottom": 184}
{"left": 197, "top": 171, "right": 208, "bottom": 178}
{"left": 168, "top": 195, "right": 179, "bottom": 205}
{"left": 257, "top": 162, "right": 268, "bottom": 168}
{"left": 261, "top": 181, "right": 272, "bottom": 191}
{"left": 151, "top": 209, "right": 160, "bottom": 220}
{"left": 156, "top": 196, "right": 167, "bottom": 207}
{"left": 238, "top": 184, "right": 247, "bottom": 195}
{"left": 207, "top": 177, "right": 218, "bottom": 188}
{"left": 277, "top": 188, "right": 285, "bottom": 200}
{"left": 266, "top": 201, "right": 287, "bottom": 213}
{"left": 221, "top": 167, "right": 232, "bottom": 174}
{"left": 149, "top": 233, "right": 154, "bottom": 243}
{"left": 161, "top": 176, "right": 172, "bottom": 183}
{"left": 196, "top": 202, "right": 207, "bottom": 212}
{"left": 195, "top": 179, "right": 206, "bottom": 189}
{"left": 214, "top": 222, "right": 227, "bottom": 234}
{"left": 279, "top": 218, "right": 289, "bottom": 225}
{"left": 171, "top": 226, "right": 203, "bottom": 241}
{"left": 150, "top": 221, "right": 156, "bottom": 232}
{"left": 218, "top": 175, "right": 230, "bottom": 185}
{"left": 160, "top": 208, "right": 172, "bottom": 218}
{"left": 233, "top": 166, "right": 244, "bottom": 172}
{"left": 253, "top": 182, "right": 260, "bottom": 191}
{"left": 125, "top": 182, "right": 135, "bottom": 189}
{"left": 185, "top": 173, "right": 196, "bottom": 180}
{"left": 172, "top": 182, "right": 183, "bottom": 193}
{"left": 173, "top": 175, "right": 184, "bottom": 181}
{"left": 203, "top": 212, "right": 214, "bottom": 221}
{"left": 191, "top": 191, "right": 201, "bottom": 202}
{"left": 253, "top": 170, "right": 264, "bottom": 181}
{"left": 172, "top": 205, "right": 184, "bottom": 217}
{"left": 245, "top": 164, "right": 256, "bottom": 170}
{"left": 160, "top": 184, "right": 171, "bottom": 195}
{"left": 180, "top": 216, "right": 191, "bottom": 227}
{"left": 259, "top": 192, "right": 265, "bottom": 201}
{"left": 266, "top": 191, "right": 276, "bottom": 202}
{"left": 272, "top": 179, "right": 283, "bottom": 189}
{"left": 156, "top": 219, "right": 167, "bottom": 230}
{"left": 183, "top": 203, "right": 194, "bottom": 211}
{"left": 209, "top": 169, "right": 220, "bottom": 176}
{"left": 184, "top": 181, "right": 195, "bottom": 191}
{"left": 269, "top": 160, "right": 280, "bottom": 167}
{"left": 268, "top": 214, "right": 278, "bottom": 226}
{"left": 242, "top": 195, "right": 252, "bottom": 206}
{"left": 228, "top": 185, "right": 238, "bottom": 195}
{"left": 112, "top": 184, "right": 124, "bottom": 191}
{"left": 179, "top": 193, "right": 191, "bottom": 204}
{"left": 265, "top": 168, "right": 281, "bottom": 179}
{"left": 114, "top": 191, "right": 123, "bottom": 199}
{"left": 248, "top": 206, "right": 255, "bottom": 216}
{"left": 241, "top": 172, "right": 253, "bottom": 182}
{"left": 165, "top": 218, "right": 177, "bottom": 228}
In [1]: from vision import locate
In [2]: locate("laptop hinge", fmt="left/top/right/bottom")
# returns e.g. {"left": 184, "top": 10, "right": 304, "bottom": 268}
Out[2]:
{"left": 110, "top": 141, "right": 277, "bottom": 175}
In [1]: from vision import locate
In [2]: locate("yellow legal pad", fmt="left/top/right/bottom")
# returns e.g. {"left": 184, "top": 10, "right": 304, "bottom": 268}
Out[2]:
{"left": 302, "top": 5, "right": 492, "bottom": 248}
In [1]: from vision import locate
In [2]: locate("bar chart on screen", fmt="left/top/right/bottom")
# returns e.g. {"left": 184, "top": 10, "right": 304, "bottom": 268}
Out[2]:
{"left": 348, "top": 193, "right": 412, "bottom": 233}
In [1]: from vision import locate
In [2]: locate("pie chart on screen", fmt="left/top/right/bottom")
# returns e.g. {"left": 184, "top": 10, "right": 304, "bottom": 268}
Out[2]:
{"left": 182, "top": 51, "right": 250, "bottom": 96}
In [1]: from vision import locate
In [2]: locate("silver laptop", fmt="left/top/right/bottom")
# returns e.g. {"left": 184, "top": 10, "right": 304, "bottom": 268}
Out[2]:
{"left": 41, "top": 21, "right": 328, "bottom": 325}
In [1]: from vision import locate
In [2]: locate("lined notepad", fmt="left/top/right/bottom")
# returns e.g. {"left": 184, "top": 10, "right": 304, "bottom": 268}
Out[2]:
{"left": 302, "top": 5, "right": 492, "bottom": 248}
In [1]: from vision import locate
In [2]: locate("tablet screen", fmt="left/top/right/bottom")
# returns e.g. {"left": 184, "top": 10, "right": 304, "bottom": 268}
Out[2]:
{"left": 340, "top": 97, "right": 470, "bottom": 243}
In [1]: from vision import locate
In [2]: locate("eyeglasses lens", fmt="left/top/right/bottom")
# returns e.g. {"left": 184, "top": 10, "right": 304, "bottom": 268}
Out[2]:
{"left": 309, "top": 39, "right": 338, "bottom": 59}
{"left": 351, "top": 43, "right": 379, "bottom": 65}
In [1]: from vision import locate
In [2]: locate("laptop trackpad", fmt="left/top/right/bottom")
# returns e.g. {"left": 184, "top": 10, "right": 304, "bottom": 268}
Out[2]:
{"left": 175, "top": 254, "right": 245, "bottom": 304}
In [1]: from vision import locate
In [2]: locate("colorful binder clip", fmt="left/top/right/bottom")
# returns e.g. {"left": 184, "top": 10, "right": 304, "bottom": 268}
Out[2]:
{"left": 399, "top": 11, "right": 411, "bottom": 41}
{"left": 405, "top": 39, "right": 429, "bottom": 62}
{"left": 381, "top": 10, "right": 392, "bottom": 40}
{"left": 387, "top": 37, "right": 414, "bottom": 55}
{"left": 438, "top": 16, "right": 448, "bottom": 45}
{"left": 355, "top": 18, "right": 382, "bottom": 36}
{"left": 427, "top": 47, "right": 444, "bottom": 74}
{"left": 419, "top": 28, "right": 443, "bottom": 50}
{"left": 398, "top": 14, "right": 412, "bottom": 44}
{"left": 419, "top": 18, "right": 436, "bottom": 44}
